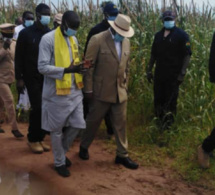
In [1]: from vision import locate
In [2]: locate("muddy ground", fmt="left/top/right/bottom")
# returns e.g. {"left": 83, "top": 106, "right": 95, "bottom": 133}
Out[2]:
{"left": 0, "top": 123, "right": 215, "bottom": 195}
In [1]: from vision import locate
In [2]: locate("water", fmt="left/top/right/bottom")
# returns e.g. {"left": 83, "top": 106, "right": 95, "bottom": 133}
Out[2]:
{"left": 0, "top": 167, "right": 57, "bottom": 195}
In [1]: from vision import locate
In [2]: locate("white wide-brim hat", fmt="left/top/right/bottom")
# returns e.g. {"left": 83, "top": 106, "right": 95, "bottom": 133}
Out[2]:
{"left": 108, "top": 14, "right": 134, "bottom": 38}
{"left": 54, "top": 13, "right": 63, "bottom": 25}
{"left": 0, "top": 23, "right": 16, "bottom": 29}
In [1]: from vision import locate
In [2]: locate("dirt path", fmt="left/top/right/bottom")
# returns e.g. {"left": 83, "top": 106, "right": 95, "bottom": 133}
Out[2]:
{"left": 0, "top": 123, "right": 214, "bottom": 195}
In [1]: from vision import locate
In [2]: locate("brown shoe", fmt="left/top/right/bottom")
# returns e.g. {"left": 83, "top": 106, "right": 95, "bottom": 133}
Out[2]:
{"left": 28, "top": 142, "right": 43, "bottom": 154}
{"left": 197, "top": 145, "right": 210, "bottom": 168}
{"left": 40, "top": 141, "right": 51, "bottom": 152}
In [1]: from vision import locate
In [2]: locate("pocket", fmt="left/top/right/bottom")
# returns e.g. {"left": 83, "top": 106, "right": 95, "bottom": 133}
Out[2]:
{"left": 101, "top": 50, "right": 111, "bottom": 54}
{"left": 124, "top": 51, "right": 130, "bottom": 56}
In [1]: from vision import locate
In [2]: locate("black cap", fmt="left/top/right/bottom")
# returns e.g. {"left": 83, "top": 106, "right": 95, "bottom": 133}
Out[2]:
{"left": 162, "top": 10, "right": 176, "bottom": 20}
{"left": 103, "top": 2, "right": 119, "bottom": 15}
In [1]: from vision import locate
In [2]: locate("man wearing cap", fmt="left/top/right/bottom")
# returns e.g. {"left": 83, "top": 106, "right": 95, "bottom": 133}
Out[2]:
{"left": 83, "top": 1, "right": 119, "bottom": 138}
{"left": 53, "top": 13, "right": 63, "bottom": 29}
{"left": 0, "top": 23, "right": 24, "bottom": 138}
{"left": 14, "top": 11, "right": 34, "bottom": 112}
{"left": 79, "top": 14, "right": 139, "bottom": 170}
{"left": 84, "top": 1, "right": 119, "bottom": 54}
{"left": 146, "top": 10, "right": 192, "bottom": 130}
{"left": 15, "top": 3, "right": 51, "bottom": 153}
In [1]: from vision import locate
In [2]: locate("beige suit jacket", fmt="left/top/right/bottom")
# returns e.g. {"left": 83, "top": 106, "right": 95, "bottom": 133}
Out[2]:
{"left": 0, "top": 39, "right": 16, "bottom": 84}
{"left": 84, "top": 30, "right": 130, "bottom": 103}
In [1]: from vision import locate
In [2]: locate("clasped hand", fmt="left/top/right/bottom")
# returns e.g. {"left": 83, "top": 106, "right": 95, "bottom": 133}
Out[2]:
{"left": 64, "top": 60, "right": 93, "bottom": 74}
{"left": 16, "top": 79, "right": 25, "bottom": 94}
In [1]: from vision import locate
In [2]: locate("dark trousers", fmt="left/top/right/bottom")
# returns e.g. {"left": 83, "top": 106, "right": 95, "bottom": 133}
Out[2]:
{"left": 202, "top": 128, "right": 215, "bottom": 153}
{"left": 83, "top": 98, "right": 114, "bottom": 135}
{"left": 25, "top": 78, "right": 46, "bottom": 142}
{"left": 154, "top": 79, "right": 180, "bottom": 129}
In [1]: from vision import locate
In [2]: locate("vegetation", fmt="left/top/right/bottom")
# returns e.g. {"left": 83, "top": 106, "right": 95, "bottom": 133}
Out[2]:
{"left": 2, "top": 0, "right": 215, "bottom": 188}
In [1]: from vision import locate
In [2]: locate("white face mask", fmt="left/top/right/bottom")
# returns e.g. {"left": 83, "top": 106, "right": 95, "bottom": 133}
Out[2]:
{"left": 164, "top": 21, "right": 175, "bottom": 29}
{"left": 40, "top": 15, "right": 50, "bottom": 26}
{"left": 25, "top": 20, "right": 34, "bottom": 27}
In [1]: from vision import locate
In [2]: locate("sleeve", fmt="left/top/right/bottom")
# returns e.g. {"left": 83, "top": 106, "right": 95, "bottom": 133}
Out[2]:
{"left": 177, "top": 55, "right": 191, "bottom": 81}
{"left": 209, "top": 33, "right": 215, "bottom": 82}
{"left": 125, "top": 39, "right": 130, "bottom": 87}
{"left": 147, "top": 35, "right": 156, "bottom": 73}
{"left": 181, "top": 32, "right": 192, "bottom": 56}
{"left": 177, "top": 32, "right": 192, "bottom": 81}
{"left": 15, "top": 30, "right": 25, "bottom": 80}
{"left": 151, "top": 35, "right": 157, "bottom": 58}
{"left": 38, "top": 35, "right": 64, "bottom": 80}
{"left": 83, "top": 35, "right": 100, "bottom": 93}
{"left": 0, "top": 44, "right": 9, "bottom": 62}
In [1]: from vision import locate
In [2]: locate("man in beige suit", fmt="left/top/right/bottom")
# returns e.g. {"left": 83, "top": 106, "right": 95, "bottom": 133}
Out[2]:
{"left": 0, "top": 23, "right": 24, "bottom": 138}
{"left": 79, "top": 14, "right": 138, "bottom": 169}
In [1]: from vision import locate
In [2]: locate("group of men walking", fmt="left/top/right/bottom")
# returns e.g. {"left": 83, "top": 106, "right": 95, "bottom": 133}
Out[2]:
{"left": 0, "top": 2, "right": 139, "bottom": 177}
{"left": 0, "top": 1, "right": 214, "bottom": 177}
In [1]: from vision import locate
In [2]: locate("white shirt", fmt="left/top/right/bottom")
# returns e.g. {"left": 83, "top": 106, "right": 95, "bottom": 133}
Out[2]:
{"left": 13, "top": 24, "right": 25, "bottom": 40}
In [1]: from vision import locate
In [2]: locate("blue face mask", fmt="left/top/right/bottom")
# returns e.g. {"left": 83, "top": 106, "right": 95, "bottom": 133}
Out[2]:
{"left": 108, "top": 16, "right": 116, "bottom": 21}
{"left": 164, "top": 21, "right": 175, "bottom": 29}
{"left": 40, "top": 15, "right": 50, "bottom": 26}
{"left": 64, "top": 28, "right": 77, "bottom": 37}
{"left": 25, "top": 20, "right": 34, "bottom": 27}
{"left": 114, "top": 33, "right": 124, "bottom": 42}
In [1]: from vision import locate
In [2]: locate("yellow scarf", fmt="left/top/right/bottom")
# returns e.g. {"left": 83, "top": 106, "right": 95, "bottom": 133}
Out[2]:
{"left": 54, "top": 27, "right": 83, "bottom": 95}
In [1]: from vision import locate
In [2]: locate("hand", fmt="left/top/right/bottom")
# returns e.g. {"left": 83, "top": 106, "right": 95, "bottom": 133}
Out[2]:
{"left": 78, "top": 60, "right": 93, "bottom": 73}
{"left": 3, "top": 39, "right": 11, "bottom": 50}
{"left": 82, "top": 60, "right": 93, "bottom": 69}
{"left": 64, "top": 61, "right": 81, "bottom": 74}
{"left": 16, "top": 79, "right": 25, "bottom": 94}
{"left": 146, "top": 72, "right": 153, "bottom": 83}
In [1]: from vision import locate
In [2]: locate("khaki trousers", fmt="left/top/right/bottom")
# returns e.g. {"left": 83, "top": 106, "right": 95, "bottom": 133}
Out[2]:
{"left": 81, "top": 99, "right": 128, "bottom": 158}
{"left": 0, "top": 83, "right": 18, "bottom": 130}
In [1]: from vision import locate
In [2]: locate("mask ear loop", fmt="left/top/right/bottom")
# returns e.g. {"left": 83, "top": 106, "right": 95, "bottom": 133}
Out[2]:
{"left": 64, "top": 21, "right": 69, "bottom": 31}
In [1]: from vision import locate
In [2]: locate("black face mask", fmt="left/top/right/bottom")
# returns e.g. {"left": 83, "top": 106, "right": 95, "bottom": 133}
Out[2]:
{"left": 1, "top": 32, "right": 13, "bottom": 39}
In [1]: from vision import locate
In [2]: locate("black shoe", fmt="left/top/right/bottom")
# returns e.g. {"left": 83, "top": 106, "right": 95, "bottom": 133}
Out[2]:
{"left": 115, "top": 156, "right": 139, "bottom": 170}
{"left": 11, "top": 130, "right": 24, "bottom": 138}
{"left": 65, "top": 157, "right": 72, "bottom": 167}
{"left": 79, "top": 146, "right": 89, "bottom": 160}
{"left": 55, "top": 165, "right": 70, "bottom": 177}
{"left": 0, "top": 128, "right": 5, "bottom": 133}
{"left": 107, "top": 129, "right": 114, "bottom": 135}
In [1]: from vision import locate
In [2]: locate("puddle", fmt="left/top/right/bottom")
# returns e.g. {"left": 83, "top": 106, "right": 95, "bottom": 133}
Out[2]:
{"left": 0, "top": 167, "right": 57, "bottom": 195}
